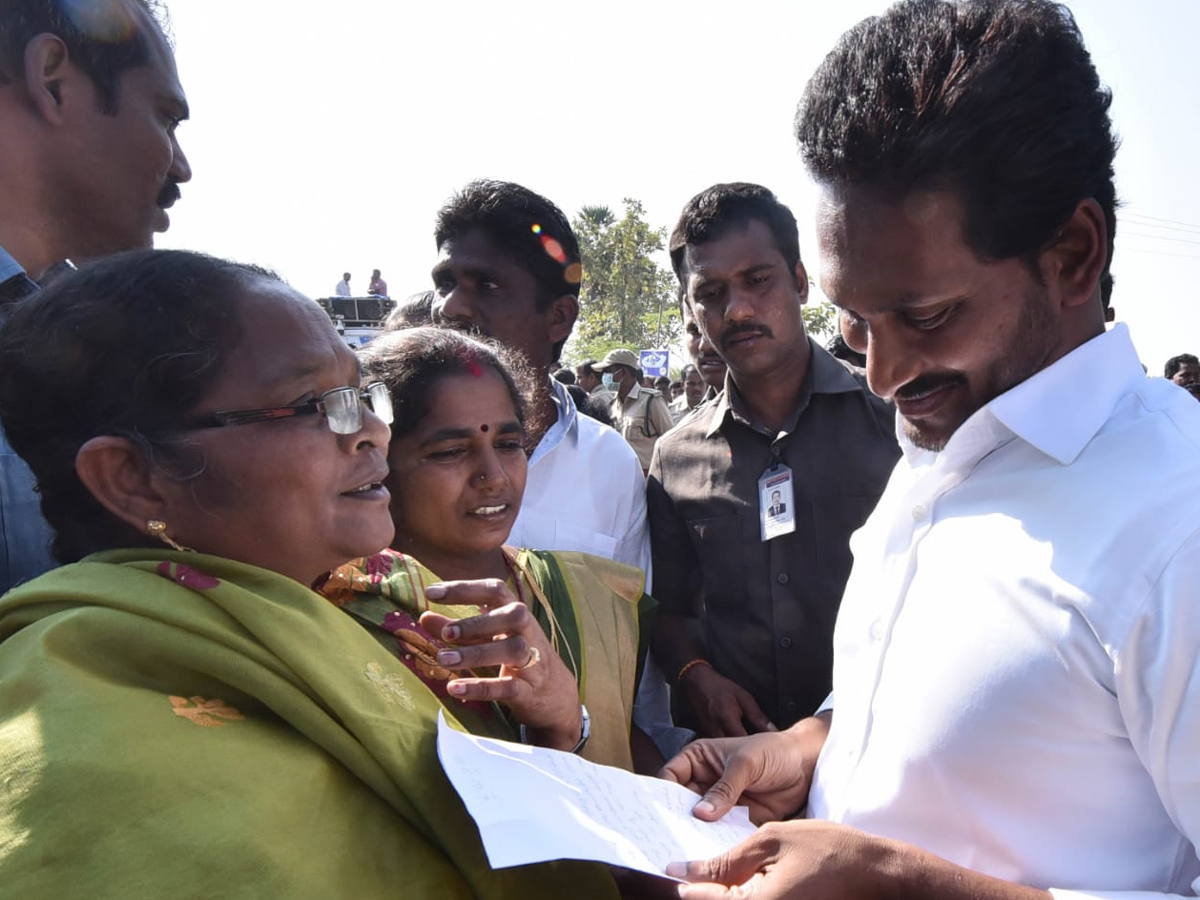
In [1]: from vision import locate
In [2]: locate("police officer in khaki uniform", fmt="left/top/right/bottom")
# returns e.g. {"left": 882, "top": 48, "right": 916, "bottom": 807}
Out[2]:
{"left": 591, "top": 349, "right": 676, "bottom": 474}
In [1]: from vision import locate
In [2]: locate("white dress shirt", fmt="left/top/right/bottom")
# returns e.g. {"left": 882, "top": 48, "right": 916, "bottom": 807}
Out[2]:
{"left": 809, "top": 325, "right": 1200, "bottom": 898}
{"left": 510, "top": 378, "right": 651, "bottom": 575}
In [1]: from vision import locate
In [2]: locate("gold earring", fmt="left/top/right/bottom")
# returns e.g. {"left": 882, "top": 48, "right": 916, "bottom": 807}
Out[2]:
{"left": 147, "top": 519, "right": 193, "bottom": 553}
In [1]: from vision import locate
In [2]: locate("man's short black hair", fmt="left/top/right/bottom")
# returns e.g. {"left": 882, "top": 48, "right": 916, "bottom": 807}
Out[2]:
{"left": 0, "top": 0, "right": 166, "bottom": 113}
{"left": 1164, "top": 354, "right": 1199, "bottom": 380}
{"left": 434, "top": 179, "right": 582, "bottom": 314}
{"left": 669, "top": 182, "right": 802, "bottom": 284}
{"left": 796, "top": 0, "right": 1118, "bottom": 277}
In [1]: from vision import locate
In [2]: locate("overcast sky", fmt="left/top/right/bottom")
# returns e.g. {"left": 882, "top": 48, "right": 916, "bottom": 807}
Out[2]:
{"left": 158, "top": 0, "right": 1200, "bottom": 373}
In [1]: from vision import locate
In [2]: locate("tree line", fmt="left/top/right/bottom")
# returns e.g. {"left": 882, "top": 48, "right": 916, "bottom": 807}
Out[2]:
{"left": 570, "top": 199, "right": 838, "bottom": 365}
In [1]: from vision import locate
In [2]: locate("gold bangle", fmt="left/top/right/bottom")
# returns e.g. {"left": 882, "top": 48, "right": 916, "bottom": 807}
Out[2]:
{"left": 676, "top": 658, "right": 712, "bottom": 685}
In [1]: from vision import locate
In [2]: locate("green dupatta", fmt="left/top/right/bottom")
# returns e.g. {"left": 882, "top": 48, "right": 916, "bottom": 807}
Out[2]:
{"left": 0, "top": 550, "right": 618, "bottom": 900}
{"left": 322, "top": 547, "right": 655, "bottom": 770}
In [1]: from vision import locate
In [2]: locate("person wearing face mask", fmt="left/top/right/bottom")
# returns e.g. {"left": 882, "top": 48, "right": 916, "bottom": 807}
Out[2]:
{"left": 590, "top": 350, "right": 676, "bottom": 475}
{"left": 575, "top": 359, "right": 617, "bottom": 408}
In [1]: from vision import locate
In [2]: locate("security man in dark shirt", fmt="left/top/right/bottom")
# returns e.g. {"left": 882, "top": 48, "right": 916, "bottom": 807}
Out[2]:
{"left": 648, "top": 182, "right": 899, "bottom": 738}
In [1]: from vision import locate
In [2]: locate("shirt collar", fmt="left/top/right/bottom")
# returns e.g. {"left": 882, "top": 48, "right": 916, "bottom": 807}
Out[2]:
{"left": 529, "top": 376, "right": 577, "bottom": 466}
{"left": 0, "top": 243, "right": 26, "bottom": 284}
{"left": 705, "top": 338, "right": 862, "bottom": 438}
{"left": 898, "top": 324, "right": 1145, "bottom": 467}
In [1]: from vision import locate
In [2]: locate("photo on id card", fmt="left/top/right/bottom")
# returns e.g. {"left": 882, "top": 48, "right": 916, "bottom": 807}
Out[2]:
{"left": 758, "top": 464, "right": 796, "bottom": 541}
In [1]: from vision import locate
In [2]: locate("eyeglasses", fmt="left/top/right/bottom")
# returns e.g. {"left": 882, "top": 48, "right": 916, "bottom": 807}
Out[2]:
{"left": 177, "top": 382, "right": 394, "bottom": 435}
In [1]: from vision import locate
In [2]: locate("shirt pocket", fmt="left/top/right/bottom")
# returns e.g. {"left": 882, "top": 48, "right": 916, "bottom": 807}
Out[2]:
{"left": 547, "top": 516, "right": 620, "bottom": 560}
{"left": 684, "top": 512, "right": 747, "bottom": 610}
{"left": 626, "top": 418, "right": 650, "bottom": 440}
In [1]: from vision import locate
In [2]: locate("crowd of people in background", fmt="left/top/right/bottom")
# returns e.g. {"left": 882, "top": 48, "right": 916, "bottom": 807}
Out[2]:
{"left": 1, "top": 1, "right": 1199, "bottom": 899}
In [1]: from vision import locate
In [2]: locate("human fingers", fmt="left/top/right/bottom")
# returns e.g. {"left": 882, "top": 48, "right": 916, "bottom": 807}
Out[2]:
{"left": 689, "top": 743, "right": 776, "bottom": 821}
{"left": 419, "top": 602, "right": 533, "bottom": 646}
{"left": 433, "top": 631, "right": 533, "bottom": 672}
{"left": 444, "top": 674, "right": 528, "bottom": 703}
{"left": 448, "top": 663, "right": 581, "bottom": 745}
{"left": 666, "top": 830, "right": 779, "bottom": 888}
{"left": 712, "top": 688, "right": 751, "bottom": 739}
{"left": 735, "top": 691, "right": 778, "bottom": 735}
{"left": 686, "top": 670, "right": 755, "bottom": 739}
{"left": 675, "top": 879, "right": 766, "bottom": 900}
{"left": 424, "top": 578, "right": 516, "bottom": 610}
{"left": 658, "top": 739, "right": 730, "bottom": 790}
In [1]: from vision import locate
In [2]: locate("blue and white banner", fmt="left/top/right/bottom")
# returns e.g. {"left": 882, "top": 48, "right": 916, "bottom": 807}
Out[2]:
{"left": 639, "top": 349, "right": 670, "bottom": 377}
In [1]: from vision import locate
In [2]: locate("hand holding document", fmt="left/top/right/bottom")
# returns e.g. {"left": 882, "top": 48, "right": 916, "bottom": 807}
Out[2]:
{"left": 436, "top": 711, "right": 757, "bottom": 880}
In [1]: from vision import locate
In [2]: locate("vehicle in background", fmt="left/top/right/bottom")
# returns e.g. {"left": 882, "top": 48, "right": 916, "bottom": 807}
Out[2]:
{"left": 316, "top": 294, "right": 397, "bottom": 348}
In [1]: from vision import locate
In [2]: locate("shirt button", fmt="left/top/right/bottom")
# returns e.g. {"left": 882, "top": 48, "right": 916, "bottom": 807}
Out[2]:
{"left": 780, "top": 636, "right": 793, "bottom": 649}
{"left": 776, "top": 573, "right": 789, "bottom": 585}
{"left": 869, "top": 619, "right": 885, "bottom": 641}
{"left": 911, "top": 503, "right": 929, "bottom": 521}
{"left": 785, "top": 701, "right": 798, "bottom": 715}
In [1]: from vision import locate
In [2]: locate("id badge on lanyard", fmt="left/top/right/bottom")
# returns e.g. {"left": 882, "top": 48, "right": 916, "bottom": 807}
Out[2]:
{"left": 759, "top": 461, "right": 796, "bottom": 542}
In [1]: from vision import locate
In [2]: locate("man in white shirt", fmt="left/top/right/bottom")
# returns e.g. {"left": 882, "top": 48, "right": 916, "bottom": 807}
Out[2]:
{"left": 668, "top": 364, "right": 706, "bottom": 424}
{"left": 661, "top": 2, "right": 1200, "bottom": 898}
{"left": 335, "top": 272, "right": 352, "bottom": 296}
{"left": 430, "top": 180, "right": 688, "bottom": 763}
{"left": 430, "top": 181, "right": 650, "bottom": 574}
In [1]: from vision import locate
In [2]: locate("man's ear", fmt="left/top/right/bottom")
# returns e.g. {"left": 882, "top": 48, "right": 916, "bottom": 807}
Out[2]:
{"left": 1040, "top": 197, "right": 1106, "bottom": 311}
{"left": 794, "top": 261, "right": 810, "bottom": 306}
{"left": 74, "top": 436, "right": 171, "bottom": 537}
{"left": 547, "top": 293, "right": 579, "bottom": 346}
{"left": 22, "top": 34, "right": 77, "bottom": 123}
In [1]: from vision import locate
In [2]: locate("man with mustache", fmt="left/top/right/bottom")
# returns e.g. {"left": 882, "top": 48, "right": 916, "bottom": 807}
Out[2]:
{"left": 646, "top": 182, "right": 898, "bottom": 739}
{"left": 663, "top": 2, "right": 1200, "bottom": 898}
{"left": 0, "top": 0, "right": 192, "bottom": 592}
{"left": 681, "top": 293, "right": 727, "bottom": 396}
{"left": 1165, "top": 353, "right": 1199, "bottom": 387}
{"left": 668, "top": 364, "right": 707, "bottom": 424}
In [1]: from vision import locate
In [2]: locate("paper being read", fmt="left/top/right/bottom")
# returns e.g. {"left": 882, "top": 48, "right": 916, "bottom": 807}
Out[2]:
{"left": 436, "top": 710, "right": 756, "bottom": 880}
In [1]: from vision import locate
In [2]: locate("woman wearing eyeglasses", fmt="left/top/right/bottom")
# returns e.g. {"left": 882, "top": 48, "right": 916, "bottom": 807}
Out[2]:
{"left": 0, "top": 250, "right": 619, "bottom": 899}
{"left": 324, "top": 328, "right": 655, "bottom": 773}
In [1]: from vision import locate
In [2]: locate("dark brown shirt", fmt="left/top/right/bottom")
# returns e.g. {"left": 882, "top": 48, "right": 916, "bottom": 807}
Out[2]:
{"left": 647, "top": 340, "right": 900, "bottom": 729}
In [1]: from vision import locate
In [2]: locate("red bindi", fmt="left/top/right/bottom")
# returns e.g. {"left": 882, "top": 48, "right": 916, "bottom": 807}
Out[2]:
{"left": 480, "top": 424, "right": 489, "bottom": 433}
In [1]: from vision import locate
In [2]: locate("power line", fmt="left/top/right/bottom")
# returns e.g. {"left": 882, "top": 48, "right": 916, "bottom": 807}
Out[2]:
{"left": 1119, "top": 246, "right": 1200, "bottom": 261}
{"left": 1122, "top": 217, "right": 1200, "bottom": 237}
{"left": 1123, "top": 229, "right": 1200, "bottom": 247}
{"left": 1122, "top": 211, "right": 1200, "bottom": 233}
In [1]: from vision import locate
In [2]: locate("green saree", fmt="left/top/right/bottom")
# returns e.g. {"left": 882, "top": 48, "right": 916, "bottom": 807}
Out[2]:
{"left": 320, "top": 547, "right": 656, "bottom": 770}
{"left": 0, "top": 550, "right": 619, "bottom": 900}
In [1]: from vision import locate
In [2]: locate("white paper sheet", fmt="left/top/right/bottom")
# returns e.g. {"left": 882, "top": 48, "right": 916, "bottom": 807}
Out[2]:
{"left": 436, "top": 710, "right": 757, "bottom": 880}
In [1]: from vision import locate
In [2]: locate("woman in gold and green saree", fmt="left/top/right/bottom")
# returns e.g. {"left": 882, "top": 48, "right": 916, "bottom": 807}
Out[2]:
{"left": 329, "top": 328, "right": 656, "bottom": 771}
{"left": 0, "top": 251, "right": 620, "bottom": 899}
